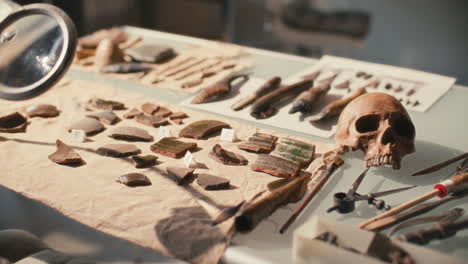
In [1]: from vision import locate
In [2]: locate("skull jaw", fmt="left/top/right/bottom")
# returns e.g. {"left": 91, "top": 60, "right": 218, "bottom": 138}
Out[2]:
{"left": 363, "top": 144, "right": 402, "bottom": 170}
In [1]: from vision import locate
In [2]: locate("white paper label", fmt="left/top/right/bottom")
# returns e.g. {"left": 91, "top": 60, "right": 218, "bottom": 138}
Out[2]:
{"left": 70, "top": 129, "right": 86, "bottom": 143}
{"left": 183, "top": 151, "right": 197, "bottom": 168}
{"left": 220, "top": 128, "right": 236, "bottom": 142}
{"left": 158, "top": 126, "right": 171, "bottom": 139}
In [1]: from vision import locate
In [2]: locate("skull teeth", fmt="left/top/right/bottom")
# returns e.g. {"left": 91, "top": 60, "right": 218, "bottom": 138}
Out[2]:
{"left": 365, "top": 154, "right": 395, "bottom": 167}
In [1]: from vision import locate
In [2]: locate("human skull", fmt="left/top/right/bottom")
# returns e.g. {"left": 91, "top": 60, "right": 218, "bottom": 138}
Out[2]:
{"left": 335, "top": 93, "right": 415, "bottom": 169}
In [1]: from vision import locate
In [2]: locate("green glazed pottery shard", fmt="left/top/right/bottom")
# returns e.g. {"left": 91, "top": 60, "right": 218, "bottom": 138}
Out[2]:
{"left": 150, "top": 137, "right": 197, "bottom": 158}
{"left": 132, "top": 155, "right": 158, "bottom": 168}
{"left": 197, "top": 174, "right": 230, "bottom": 190}
{"left": 97, "top": 144, "right": 141, "bottom": 157}
{"left": 108, "top": 126, "right": 153, "bottom": 142}
{"left": 179, "top": 120, "right": 230, "bottom": 139}
{"left": 271, "top": 138, "right": 315, "bottom": 167}
{"left": 209, "top": 144, "right": 248, "bottom": 166}
{"left": 116, "top": 173, "right": 151, "bottom": 187}
{"left": 250, "top": 154, "right": 300, "bottom": 178}
{"left": 238, "top": 133, "right": 278, "bottom": 153}
{"left": 0, "top": 112, "right": 28, "bottom": 133}
{"left": 68, "top": 117, "right": 105, "bottom": 136}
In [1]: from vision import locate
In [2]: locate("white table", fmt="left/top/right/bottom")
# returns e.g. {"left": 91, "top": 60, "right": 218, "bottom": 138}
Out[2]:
{"left": 2, "top": 27, "right": 467, "bottom": 263}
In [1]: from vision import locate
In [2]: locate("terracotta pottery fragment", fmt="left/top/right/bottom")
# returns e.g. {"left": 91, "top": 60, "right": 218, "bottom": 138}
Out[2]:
{"left": 124, "top": 44, "right": 176, "bottom": 63}
{"left": 271, "top": 138, "right": 315, "bottom": 167}
{"left": 209, "top": 144, "right": 248, "bottom": 166}
{"left": 78, "top": 27, "right": 128, "bottom": 49}
{"left": 152, "top": 106, "right": 173, "bottom": 118}
{"left": 179, "top": 120, "right": 230, "bottom": 139}
{"left": 86, "top": 111, "right": 119, "bottom": 125}
{"left": 171, "top": 119, "right": 184, "bottom": 125}
{"left": 48, "top": 140, "right": 84, "bottom": 165}
{"left": 108, "top": 126, "right": 153, "bottom": 142}
{"left": 141, "top": 103, "right": 160, "bottom": 115}
{"left": 169, "top": 112, "right": 188, "bottom": 120}
{"left": 123, "top": 108, "right": 141, "bottom": 119}
{"left": 132, "top": 155, "right": 158, "bottom": 168}
{"left": 97, "top": 144, "right": 141, "bottom": 157}
{"left": 135, "top": 114, "right": 169, "bottom": 128}
{"left": 88, "top": 98, "right": 125, "bottom": 111}
{"left": 68, "top": 117, "right": 105, "bottom": 136}
{"left": 25, "top": 104, "right": 60, "bottom": 118}
{"left": 166, "top": 167, "right": 196, "bottom": 185}
{"left": 197, "top": 174, "right": 230, "bottom": 190}
{"left": 116, "top": 173, "right": 151, "bottom": 187}
{"left": 250, "top": 154, "right": 300, "bottom": 178}
{"left": 100, "top": 62, "right": 152, "bottom": 74}
{"left": 150, "top": 137, "right": 197, "bottom": 158}
{"left": 238, "top": 133, "right": 278, "bottom": 153}
{"left": 0, "top": 112, "right": 28, "bottom": 133}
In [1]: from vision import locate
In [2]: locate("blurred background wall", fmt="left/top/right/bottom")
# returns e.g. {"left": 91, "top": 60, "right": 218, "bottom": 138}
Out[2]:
{"left": 13, "top": 0, "right": 468, "bottom": 85}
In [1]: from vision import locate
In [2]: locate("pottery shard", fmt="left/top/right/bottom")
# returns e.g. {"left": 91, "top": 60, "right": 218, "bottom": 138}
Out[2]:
{"left": 116, "top": 173, "right": 151, "bottom": 187}
{"left": 88, "top": 98, "right": 125, "bottom": 111}
{"left": 135, "top": 114, "right": 169, "bottom": 128}
{"left": 250, "top": 154, "right": 300, "bottom": 178}
{"left": 0, "top": 112, "right": 28, "bottom": 133}
{"left": 141, "top": 103, "right": 160, "bottom": 115}
{"left": 132, "top": 155, "right": 158, "bottom": 168}
{"left": 197, "top": 174, "right": 230, "bottom": 190}
{"left": 152, "top": 106, "right": 173, "bottom": 118}
{"left": 124, "top": 45, "right": 176, "bottom": 63}
{"left": 150, "top": 137, "right": 197, "bottom": 158}
{"left": 100, "top": 62, "right": 152, "bottom": 74}
{"left": 108, "top": 126, "right": 153, "bottom": 142}
{"left": 68, "top": 117, "right": 105, "bottom": 136}
{"left": 87, "top": 111, "right": 119, "bottom": 125}
{"left": 166, "top": 167, "right": 195, "bottom": 185}
{"left": 78, "top": 27, "right": 128, "bottom": 48}
{"left": 171, "top": 119, "right": 184, "bottom": 125}
{"left": 169, "top": 112, "right": 188, "bottom": 120}
{"left": 123, "top": 108, "right": 141, "bottom": 119}
{"left": 179, "top": 120, "right": 230, "bottom": 139}
{"left": 238, "top": 133, "right": 278, "bottom": 153}
{"left": 210, "top": 144, "right": 248, "bottom": 166}
{"left": 97, "top": 144, "right": 141, "bottom": 157}
{"left": 25, "top": 104, "right": 59, "bottom": 118}
{"left": 48, "top": 140, "right": 83, "bottom": 165}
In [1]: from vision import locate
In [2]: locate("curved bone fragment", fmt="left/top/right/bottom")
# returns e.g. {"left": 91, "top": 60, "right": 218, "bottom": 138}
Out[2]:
{"left": 231, "top": 76, "right": 281, "bottom": 111}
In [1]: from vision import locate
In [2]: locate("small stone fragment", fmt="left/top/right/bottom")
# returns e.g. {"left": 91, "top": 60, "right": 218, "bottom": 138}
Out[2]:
{"left": 394, "top": 86, "right": 404, "bottom": 93}
{"left": 0, "top": 112, "right": 28, "bottom": 133}
{"left": 385, "top": 83, "right": 392, "bottom": 90}
{"left": 108, "top": 126, "right": 153, "bottom": 142}
{"left": 406, "top": 88, "right": 416, "bottom": 96}
{"left": 153, "top": 106, "right": 173, "bottom": 118}
{"left": 88, "top": 98, "right": 125, "bottom": 111}
{"left": 166, "top": 167, "right": 195, "bottom": 185}
{"left": 355, "top": 71, "right": 366, "bottom": 78}
{"left": 135, "top": 113, "right": 169, "bottom": 128}
{"left": 209, "top": 144, "right": 248, "bottom": 166}
{"left": 132, "top": 155, "right": 158, "bottom": 168}
{"left": 125, "top": 44, "right": 176, "bottom": 63}
{"left": 123, "top": 108, "right": 141, "bottom": 119}
{"left": 150, "top": 137, "right": 197, "bottom": 158}
{"left": 97, "top": 144, "right": 141, "bottom": 157}
{"left": 100, "top": 62, "right": 152, "bottom": 74}
{"left": 68, "top": 117, "right": 105, "bottom": 136}
{"left": 197, "top": 174, "right": 230, "bottom": 190}
{"left": 116, "top": 173, "right": 151, "bottom": 187}
{"left": 86, "top": 111, "right": 119, "bottom": 125}
{"left": 413, "top": 100, "right": 420, "bottom": 107}
{"left": 141, "top": 103, "right": 159, "bottom": 115}
{"left": 25, "top": 104, "right": 59, "bottom": 118}
{"left": 48, "top": 140, "right": 84, "bottom": 165}
{"left": 179, "top": 120, "right": 230, "bottom": 139}
{"left": 169, "top": 112, "right": 188, "bottom": 120}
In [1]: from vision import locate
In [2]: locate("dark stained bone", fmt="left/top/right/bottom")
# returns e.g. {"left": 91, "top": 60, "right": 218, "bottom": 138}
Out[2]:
{"left": 231, "top": 77, "right": 282, "bottom": 111}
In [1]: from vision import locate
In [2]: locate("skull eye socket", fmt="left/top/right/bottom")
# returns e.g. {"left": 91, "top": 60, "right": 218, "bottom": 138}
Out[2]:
{"left": 355, "top": 114, "right": 380, "bottom": 133}
{"left": 393, "top": 117, "right": 415, "bottom": 139}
